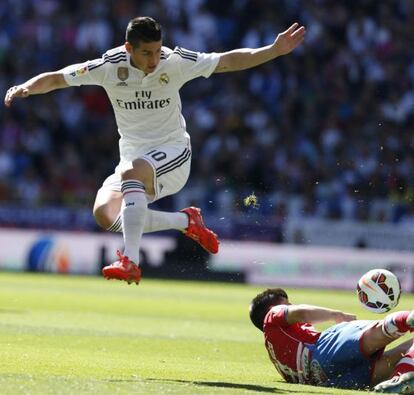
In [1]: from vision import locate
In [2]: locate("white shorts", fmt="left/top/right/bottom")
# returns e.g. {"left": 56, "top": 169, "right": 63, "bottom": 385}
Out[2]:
{"left": 100, "top": 139, "right": 192, "bottom": 202}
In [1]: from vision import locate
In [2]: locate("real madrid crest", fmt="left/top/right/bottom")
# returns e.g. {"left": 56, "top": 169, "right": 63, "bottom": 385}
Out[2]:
{"left": 159, "top": 73, "right": 169, "bottom": 85}
{"left": 117, "top": 67, "right": 129, "bottom": 86}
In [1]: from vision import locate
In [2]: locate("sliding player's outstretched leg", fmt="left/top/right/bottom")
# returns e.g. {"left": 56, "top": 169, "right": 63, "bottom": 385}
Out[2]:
{"left": 371, "top": 311, "right": 414, "bottom": 393}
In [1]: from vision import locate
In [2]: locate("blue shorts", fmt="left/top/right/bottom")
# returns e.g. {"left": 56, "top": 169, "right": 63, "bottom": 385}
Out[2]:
{"left": 307, "top": 320, "right": 381, "bottom": 389}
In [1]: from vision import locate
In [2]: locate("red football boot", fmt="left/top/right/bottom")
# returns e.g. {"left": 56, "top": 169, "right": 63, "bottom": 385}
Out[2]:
{"left": 102, "top": 250, "right": 141, "bottom": 285}
{"left": 181, "top": 207, "right": 219, "bottom": 254}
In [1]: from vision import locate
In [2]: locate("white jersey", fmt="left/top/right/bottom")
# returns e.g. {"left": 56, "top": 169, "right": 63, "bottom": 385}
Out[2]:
{"left": 62, "top": 45, "right": 220, "bottom": 161}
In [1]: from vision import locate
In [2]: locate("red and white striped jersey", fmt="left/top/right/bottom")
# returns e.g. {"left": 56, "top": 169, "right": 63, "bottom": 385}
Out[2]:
{"left": 263, "top": 305, "right": 321, "bottom": 384}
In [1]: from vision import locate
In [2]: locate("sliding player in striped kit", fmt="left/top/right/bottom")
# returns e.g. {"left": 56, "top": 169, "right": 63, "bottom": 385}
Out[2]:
{"left": 250, "top": 288, "right": 414, "bottom": 394}
{"left": 4, "top": 17, "right": 305, "bottom": 285}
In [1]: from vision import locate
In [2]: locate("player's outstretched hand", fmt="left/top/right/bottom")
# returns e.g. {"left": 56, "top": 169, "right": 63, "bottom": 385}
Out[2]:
{"left": 273, "top": 22, "right": 306, "bottom": 56}
{"left": 4, "top": 85, "right": 29, "bottom": 107}
{"left": 334, "top": 312, "right": 357, "bottom": 323}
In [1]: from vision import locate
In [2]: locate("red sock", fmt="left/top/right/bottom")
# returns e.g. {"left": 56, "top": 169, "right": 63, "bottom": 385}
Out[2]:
{"left": 382, "top": 311, "right": 411, "bottom": 338}
{"left": 395, "top": 312, "right": 412, "bottom": 332}
{"left": 392, "top": 348, "right": 414, "bottom": 377}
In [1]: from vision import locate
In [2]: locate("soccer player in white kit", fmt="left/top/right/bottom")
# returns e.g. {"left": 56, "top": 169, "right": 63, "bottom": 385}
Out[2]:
{"left": 4, "top": 17, "right": 305, "bottom": 285}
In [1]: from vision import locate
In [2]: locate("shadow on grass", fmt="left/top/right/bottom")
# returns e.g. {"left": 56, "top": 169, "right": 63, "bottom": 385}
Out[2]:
{"left": 190, "top": 380, "right": 316, "bottom": 393}
{"left": 109, "top": 377, "right": 322, "bottom": 393}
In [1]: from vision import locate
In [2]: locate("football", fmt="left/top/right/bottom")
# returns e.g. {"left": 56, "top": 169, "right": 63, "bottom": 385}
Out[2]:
{"left": 357, "top": 269, "right": 401, "bottom": 314}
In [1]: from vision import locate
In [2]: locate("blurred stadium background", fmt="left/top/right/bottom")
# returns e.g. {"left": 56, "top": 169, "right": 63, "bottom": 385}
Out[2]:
{"left": 2, "top": 1, "right": 414, "bottom": 394}
{"left": 1, "top": 0, "right": 414, "bottom": 290}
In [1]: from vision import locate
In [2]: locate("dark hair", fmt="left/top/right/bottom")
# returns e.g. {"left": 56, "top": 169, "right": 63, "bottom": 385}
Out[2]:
{"left": 126, "top": 16, "right": 162, "bottom": 48}
{"left": 249, "top": 288, "right": 288, "bottom": 331}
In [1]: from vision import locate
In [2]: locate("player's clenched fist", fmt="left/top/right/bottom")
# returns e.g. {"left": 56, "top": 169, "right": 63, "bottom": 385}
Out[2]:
{"left": 4, "top": 85, "right": 29, "bottom": 107}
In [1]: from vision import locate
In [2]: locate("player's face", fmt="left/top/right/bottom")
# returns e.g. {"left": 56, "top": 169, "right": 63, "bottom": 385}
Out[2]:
{"left": 126, "top": 40, "right": 162, "bottom": 75}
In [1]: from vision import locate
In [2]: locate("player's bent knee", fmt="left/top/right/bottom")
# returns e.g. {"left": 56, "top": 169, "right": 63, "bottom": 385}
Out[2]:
{"left": 93, "top": 205, "right": 114, "bottom": 230}
{"left": 121, "top": 170, "right": 148, "bottom": 185}
{"left": 121, "top": 159, "right": 154, "bottom": 193}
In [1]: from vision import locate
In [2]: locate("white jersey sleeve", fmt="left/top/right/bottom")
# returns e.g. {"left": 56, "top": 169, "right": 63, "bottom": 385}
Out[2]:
{"left": 172, "top": 46, "right": 220, "bottom": 85}
{"left": 61, "top": 60, "right": 105, "bottom": 86}
{"left": 61, "top": 47, "right": 127, "bottom": 86}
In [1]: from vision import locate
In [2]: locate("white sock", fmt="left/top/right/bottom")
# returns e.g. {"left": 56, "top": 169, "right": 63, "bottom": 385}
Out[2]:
{"left": 108, "top": 209, "right": 188, "bottom": 234}
{"left": 121, "top": 180, "right": 147, "bottom": 263}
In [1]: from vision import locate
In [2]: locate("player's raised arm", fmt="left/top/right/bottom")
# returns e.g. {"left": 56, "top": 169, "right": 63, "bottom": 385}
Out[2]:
{"left": 214, "top": 22, "right": 305, "bottom": 73}
{"left": 286, "top": 304, "right": 356, "bottom": 325}
{"left": 4, "top": 71, "right": 69, "bottom": 107}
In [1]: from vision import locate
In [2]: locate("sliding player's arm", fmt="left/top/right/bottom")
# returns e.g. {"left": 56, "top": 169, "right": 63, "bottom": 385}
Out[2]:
{"left": 214, "top": 22, "right": 305, "bottom": 73}
{"left": 286, "top": 304, "right": 356, "bottom": 325}
{"left": 4, "top": 72, "right": 69, "bottom": 107}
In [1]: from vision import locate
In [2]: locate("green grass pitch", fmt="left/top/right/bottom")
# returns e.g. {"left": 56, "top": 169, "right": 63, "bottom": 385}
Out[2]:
{"left": 0, "top": 272, "right": 413, "bottom": 394}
